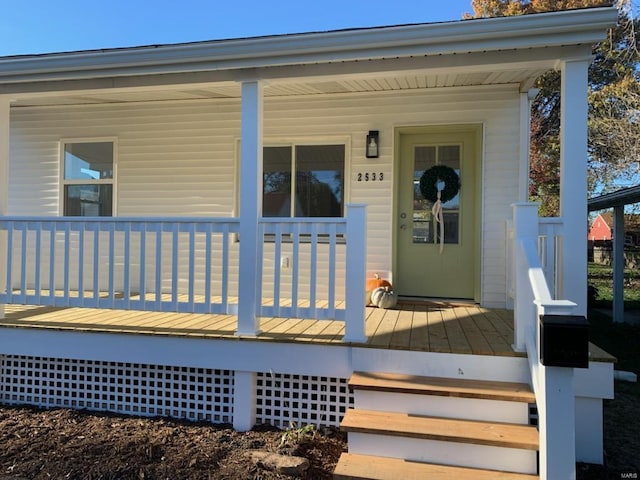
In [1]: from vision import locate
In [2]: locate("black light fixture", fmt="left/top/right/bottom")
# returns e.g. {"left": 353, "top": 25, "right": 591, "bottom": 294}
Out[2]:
{"left": 366, "top": 130, "right": 379, "bottom": 158}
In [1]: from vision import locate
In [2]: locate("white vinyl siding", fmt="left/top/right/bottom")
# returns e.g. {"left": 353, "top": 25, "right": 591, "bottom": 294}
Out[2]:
{"left": 9, "top": 84, "right": 520, "bottom": 307}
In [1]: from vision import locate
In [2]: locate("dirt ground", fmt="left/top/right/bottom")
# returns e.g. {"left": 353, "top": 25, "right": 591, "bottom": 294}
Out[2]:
{"left": 0, "top": 406, "right": 345, "bottom": 479}
{"left": 0, "top": 381, "right": 637, "bottom": 480}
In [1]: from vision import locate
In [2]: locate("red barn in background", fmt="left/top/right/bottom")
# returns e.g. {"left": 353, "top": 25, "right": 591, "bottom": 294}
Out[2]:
{"left": 589, "top": 213, "right": 613, "bottom": 241}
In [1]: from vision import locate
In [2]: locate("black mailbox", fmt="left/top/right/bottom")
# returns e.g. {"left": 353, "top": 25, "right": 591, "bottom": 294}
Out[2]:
{"left": 539, "top": 315, "right": 589, "bottom": 368}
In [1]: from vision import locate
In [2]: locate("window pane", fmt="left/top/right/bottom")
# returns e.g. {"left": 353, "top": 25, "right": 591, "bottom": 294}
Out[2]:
{"left": 295, "top": 145, "right": 344, "bottom": 217}
{"left": 263, "top": 146, "right": 292, "bottom": 217}
{"left": 64, "top": 142, "right": 114, "bottom": 180}
{"left": 439, "top": 145, "right": 460, "bottom": 209}
{"left": 413, "top": 146, "right": 436, "bottom": 243}
{"left": 64, "top": 185, "right": 113, "bottom": 216}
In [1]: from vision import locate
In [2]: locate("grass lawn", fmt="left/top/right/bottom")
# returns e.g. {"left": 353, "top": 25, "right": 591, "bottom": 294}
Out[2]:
{"left": 585, "top": 262, "right": 639, "bottom": 477}
{"left": 588, "top": 262, "right": 640, "bottom": 310}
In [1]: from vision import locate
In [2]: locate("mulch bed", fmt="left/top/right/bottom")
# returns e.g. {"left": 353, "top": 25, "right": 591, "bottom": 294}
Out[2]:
{"left": 0, "top": 406, "right": 345, "bottom": 479}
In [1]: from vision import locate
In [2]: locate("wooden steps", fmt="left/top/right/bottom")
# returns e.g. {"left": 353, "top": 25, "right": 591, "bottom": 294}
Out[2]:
{"left": 341, "top": 409, "right": 539, "bottom": 450}
{"left": 335, "top": 371, "right": 539, "bottom": 479}
{"left": 349, "top": 371, "right": 535, "bottom": 403}
{"left": 334, "top": 453, "right": 539, "bottom": 480}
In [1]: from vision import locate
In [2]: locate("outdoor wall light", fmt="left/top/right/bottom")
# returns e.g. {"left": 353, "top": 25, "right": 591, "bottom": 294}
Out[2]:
{"left": 366, "top": 130, "right": 380, "bottom": 158}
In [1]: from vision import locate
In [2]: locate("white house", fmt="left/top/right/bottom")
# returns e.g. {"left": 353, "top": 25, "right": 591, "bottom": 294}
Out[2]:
{"left": 0, "top": 7, "right": 618, "bottom": 479}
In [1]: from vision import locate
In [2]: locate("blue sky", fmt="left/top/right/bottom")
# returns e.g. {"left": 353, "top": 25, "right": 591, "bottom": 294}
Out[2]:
{"left": 0, "top": 0, "right": 474, "bottom": 57}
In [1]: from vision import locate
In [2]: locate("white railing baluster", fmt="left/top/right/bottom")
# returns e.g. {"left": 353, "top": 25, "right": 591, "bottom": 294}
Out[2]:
{"left": 291, "top": 222, "right": 300, "bottom": 316}
{"left": 122, "top": 222, "right": 131, "bottom": 309}
{"left": 107, "top": 225, "right": 115, "bottom": 308}
{"left": 34, "top": 223, "right": 42, "bottom": 303}
{"left": 254, "top": 221, "right": 265, "bottom": 315}
{"left": 171, "top": 223, "right": 179, "bottom": 311}
{"left": 203, "top": 224, "right": 212, "bottom": 313}
{"left": 139, "top": 224, "right": 146, "bottom": 309}
{"left": 63, "top": 221, "right": 71, "bottom": 305}
{"left": 221, "top": 223, "right": 230, "bottom": 314}
{"left": 154, "top": 223, "right": 162, "bottom": 311}
{"left": 309, "top": 224, "right": 318, "bottom": 318}
{"left": 187, "top": 222, "right": 195, "bottom": 310}
{"left": 90, "top": 222, "right": 99, "bottom": 308}
{"left": 48, "top": 222, "right": 55, "bottom": 305}
{"left": 78, "top": 225, "right": 85, "bottom": 306}
{"left": 19, "top": 222, "right": 27, "bottom": 301}
{"left": 272, "top": 223, "right": 282, "bottom": 316}
{"left": 5, "top": 221, "right": 13, "bottom": 302}
{"left": 327, "top": 223, "right": 337, "bottom": 319}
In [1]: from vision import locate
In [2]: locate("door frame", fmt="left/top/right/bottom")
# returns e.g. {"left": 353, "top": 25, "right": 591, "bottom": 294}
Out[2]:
{"left": 392, "top": 124, "right": 484, "bottom": 302}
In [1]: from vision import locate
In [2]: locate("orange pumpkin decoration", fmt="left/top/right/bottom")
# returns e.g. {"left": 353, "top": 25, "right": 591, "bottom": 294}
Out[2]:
{"left": 365, "top": 274, "right": 392, "bottom": 305}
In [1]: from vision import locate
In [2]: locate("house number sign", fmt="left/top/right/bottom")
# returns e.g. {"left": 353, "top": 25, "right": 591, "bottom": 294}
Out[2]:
{"left": 356, "top": 172, "right": 384, "bottom": 182}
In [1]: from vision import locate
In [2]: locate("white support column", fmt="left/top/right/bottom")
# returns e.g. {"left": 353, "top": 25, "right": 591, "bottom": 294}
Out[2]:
{"left": 559, "top": 59, "right": 591, "bottom": 316}
{"left": 612, "top": 205, "right": 625, "bottom": 322}
{"left": 512, "top": 202, "right": 540, "bottom": 351}
{"left": 233, "top": 371, "right": 257, "bottom": 431}
{"left": 344, "top": 204, "right": 367, "bottom": 343}
{"left": 0, "top": 97, "right": 10, "bottom": 319}
{"left": 519, "top": 89, "right": 539, "bottom": 202}
{"left": 236, "top": 81, "right": 263, "bottom": 336}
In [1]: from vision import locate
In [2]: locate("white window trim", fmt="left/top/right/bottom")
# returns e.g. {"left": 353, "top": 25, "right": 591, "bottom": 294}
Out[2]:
{"left": 235, "top": 136, "right": 351, "bottom": 219}
{"left": 59, "top": 137, "right": 118, "bottom": 216}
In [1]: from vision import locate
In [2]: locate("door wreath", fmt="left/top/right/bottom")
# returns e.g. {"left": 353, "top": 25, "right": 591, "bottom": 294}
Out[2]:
{"left": 418, "top": 165, "right": 460, "bottom": 254}
{"left": 419, "top": 165, "right": 460, "bottom": 203}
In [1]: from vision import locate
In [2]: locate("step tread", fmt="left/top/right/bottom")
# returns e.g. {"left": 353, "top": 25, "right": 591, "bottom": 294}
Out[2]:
{"left": 350, "top": 371, "right": 535, "bottom": 403}
{"left": 333, "top": 453, "right": 539, "bottom": 480}
{"left": 341, "top": 409, "right": 539, "bottom": 450}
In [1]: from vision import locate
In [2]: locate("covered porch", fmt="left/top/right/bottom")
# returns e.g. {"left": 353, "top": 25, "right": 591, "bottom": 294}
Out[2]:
{"left": 0, "top": 6, "right": 619, "bottom": 479}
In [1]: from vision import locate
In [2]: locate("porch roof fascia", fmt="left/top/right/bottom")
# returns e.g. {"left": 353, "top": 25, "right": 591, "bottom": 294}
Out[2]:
{"left": 0, "top": 7, "right": 617, "bottom": 88}
{"left": 588, "top": 185, "right": 640, "bottom": 211}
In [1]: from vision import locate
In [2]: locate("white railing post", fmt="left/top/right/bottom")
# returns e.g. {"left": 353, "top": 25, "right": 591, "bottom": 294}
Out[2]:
{"left": 512, "top": 202, "right": 540, "bottom": 351}
{"left": 236, "top": 80, "right": 263, "bottom": 336}
{"left": 344, "top": 204, "right": 366, "bottom": 342}
{"left": 537, "top": 363, "right": 577, "bottom": 480}
{"left": 0, "top": 97, "right": 10, "bottom": 319}
{"left": 534, "top": 299, "right": 578, "bottom": 480}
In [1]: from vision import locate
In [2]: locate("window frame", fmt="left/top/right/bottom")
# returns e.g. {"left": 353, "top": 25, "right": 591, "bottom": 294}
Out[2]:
{"left": 259, "top": 137, "right": 350, "bottom": 219}
{"left": 60, "top": 137, "right": 118, "bottom": 217}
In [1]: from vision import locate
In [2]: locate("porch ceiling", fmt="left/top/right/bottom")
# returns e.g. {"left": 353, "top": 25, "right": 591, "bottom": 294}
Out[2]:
{"left": 10, "top": 67, "right": 550, "bottom": 107}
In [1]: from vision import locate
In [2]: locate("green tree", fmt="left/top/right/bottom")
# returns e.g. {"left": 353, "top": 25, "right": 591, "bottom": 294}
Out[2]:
{"left": 466, "top": 0, "right": 640, "bottom": 216}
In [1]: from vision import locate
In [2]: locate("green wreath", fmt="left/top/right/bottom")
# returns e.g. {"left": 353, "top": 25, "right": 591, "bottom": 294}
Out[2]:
{"left": 419, "top": 165, "right": 460, "bottom": 203}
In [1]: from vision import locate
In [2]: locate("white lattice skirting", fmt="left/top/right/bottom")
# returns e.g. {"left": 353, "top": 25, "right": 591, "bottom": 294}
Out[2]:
{"left": 255, "top": 372, "right": 354, "bottom": 428}
{"left": 0, "top": 355, "right": 353, "bottom": 429}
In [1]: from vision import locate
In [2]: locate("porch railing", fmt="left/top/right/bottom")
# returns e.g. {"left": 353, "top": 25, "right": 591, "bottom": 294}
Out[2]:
{"left": 506, "top": 217, "right": 564, "bottom": 301}
{"left": 0, "top": 212, "right": 365, "bottom": 333}
{"left": 258, "top": 218, "right": 347, "bottom": 321}
{"left": 0, "top": 217, "right": 241, "bottom": 314}
{"left": 512, "top": 203, "right": 577, "bottom": 480}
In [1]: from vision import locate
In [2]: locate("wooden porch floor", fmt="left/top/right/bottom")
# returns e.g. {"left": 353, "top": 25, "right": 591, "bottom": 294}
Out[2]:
{"left": 0, "top": 300, "right": 522, "bottom": 357}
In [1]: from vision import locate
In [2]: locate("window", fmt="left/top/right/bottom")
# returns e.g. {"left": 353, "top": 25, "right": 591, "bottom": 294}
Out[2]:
{"left": 62, "top": 140, "right": 115, "bottom": 216}
{"left": 263, "top": 144, "right": 345, "bottom": 217}
{"left": 412, "top": 144, "right": 461, "bottom": 244}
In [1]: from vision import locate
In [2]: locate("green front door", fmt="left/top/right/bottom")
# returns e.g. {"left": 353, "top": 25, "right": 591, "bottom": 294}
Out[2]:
{"left": 395, "top": 126, "right": 480, "bottom": 299}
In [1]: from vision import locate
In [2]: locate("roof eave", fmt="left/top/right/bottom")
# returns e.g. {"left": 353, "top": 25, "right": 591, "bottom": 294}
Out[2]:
{"left": 0, "top": 6, "right": 619, "bottom": 85}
